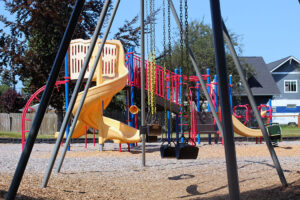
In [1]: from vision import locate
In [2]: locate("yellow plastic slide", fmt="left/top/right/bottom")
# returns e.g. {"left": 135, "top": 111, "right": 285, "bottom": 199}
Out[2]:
{"left": 232, "top": 115, "right": 263, "bottom": 137}
{"left": 71, "top": 39, "right": 140, "bottom": 144}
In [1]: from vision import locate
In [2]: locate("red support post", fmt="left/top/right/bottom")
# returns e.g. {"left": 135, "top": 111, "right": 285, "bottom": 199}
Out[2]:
{"left": 127, "top": 143, "right": 130, "bottom": 152}
{"left": 85, "top": 125, "right": 87, "bottom": 148}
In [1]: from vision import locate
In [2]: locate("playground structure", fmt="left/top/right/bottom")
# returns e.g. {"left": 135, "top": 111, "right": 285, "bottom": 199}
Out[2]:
{"left": 233, "top": 103, "right": 272, "bottom": 128}
{"left": 7, "top": 1, "right": 289, "bottom": 199}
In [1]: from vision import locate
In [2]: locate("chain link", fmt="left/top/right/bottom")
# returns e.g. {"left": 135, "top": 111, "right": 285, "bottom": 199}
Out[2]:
{"left": 152, "top": 0, "right": 155, "bottom": 54}
{"left": 163, "top": 0, "right": 166, "bottom": 56}
{"left": 146, "top": 0, "right": 149, "bottom": 57}
{"left": 184, "top": 0, "right": 191, "bottom": 132}
{"left": 150, "top": 0, "right": 153, "bottom": 53}
{"left": 164, "top": 64, "right": 167, "bottom": 135}
{"left": 180, "top": 0, "right": 183, "bottom": 67}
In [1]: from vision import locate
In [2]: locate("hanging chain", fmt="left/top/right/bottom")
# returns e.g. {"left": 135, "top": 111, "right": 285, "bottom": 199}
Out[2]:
{"left": 150, "top": 0, "right": 153, "bottom": 53}
{"left": 184, "top": 0, "right": 191, "bottom": 132}
{"left": 163, "top": 0, "right": 167, "bottom": 135}
{"left": 147, "top": 0, "right": 151, "bottom": 110}
{"left": 167, "top": 0, "right": 172, "bottom": 133}
{"left": 164, "top": 64, "right": 167, "bottom": 135}
{"left": 168, "top": 0, "right": 171, "bottom": 62}
{"left": 163, "top": 0, "right": 166, "bottom": 57}
{"left": 152, "top": 0, "right": 157, "bottom": 115}
{"left": 152, "top": 0, "right": 155, "bottom": 55}
{"left": 146, "top": 0, "right": 149, "bottom": 57}
{"left": 184, "top": 0, "right": 189, "bottom": 73}
{"left": 180, "top": 0, "right": 183, "bottom": 68}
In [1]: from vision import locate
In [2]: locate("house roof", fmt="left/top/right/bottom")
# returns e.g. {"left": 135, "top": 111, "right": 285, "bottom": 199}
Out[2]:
{"left": 238, "top": 56, "right": 280, "bottom": 96}
{"left": 267, "top": 56, "right": 300, "bottom": 72}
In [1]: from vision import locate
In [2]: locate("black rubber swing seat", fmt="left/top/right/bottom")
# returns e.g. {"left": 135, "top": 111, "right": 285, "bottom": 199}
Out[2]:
{"left": 160, "top": 144, "right": 176, "bottom": 158}
{"left": 149, "top": 124, "right": 162, "bottom": 136}
{"left": 175, "top": 143, "right": 199, "bottom": 159}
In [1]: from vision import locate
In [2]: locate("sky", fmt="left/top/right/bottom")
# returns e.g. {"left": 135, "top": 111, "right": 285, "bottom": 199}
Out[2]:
{"left": 108, "top": 0, "right": 300, "bottom": 63}
{"left": 1, "top": 0, "right": 300, "bottom": 91}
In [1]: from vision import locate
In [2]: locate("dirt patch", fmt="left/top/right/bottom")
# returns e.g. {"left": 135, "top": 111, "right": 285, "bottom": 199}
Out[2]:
{"left": 1, "top": 142, "right": 300, "bottom": 199}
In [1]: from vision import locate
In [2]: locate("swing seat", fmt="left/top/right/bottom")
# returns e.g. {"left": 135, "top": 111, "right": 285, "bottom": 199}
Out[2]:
{"left": 160, "top": 144, "right": 176, "bottom": 158}
{"left": 149, "top": 123, "right": 162, "bottom": 136}
{"left": 175, "top": 143, "right": 199, "bottom": 159}
{"left": 146, "top": 135, "right": 158, "bottom": 143}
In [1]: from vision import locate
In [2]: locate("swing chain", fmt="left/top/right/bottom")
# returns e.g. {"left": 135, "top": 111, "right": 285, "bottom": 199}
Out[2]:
{"left": 164, "top": 64, "right": 167, "bottom": 136}
{"left": 180, "top": 0, "right": 183, "bottom": 66}
{"left": 185, "top": 0, "right": 191, "bottom": 135}
{"left": 163, "top": 0, "right": 166, "bottom": 55}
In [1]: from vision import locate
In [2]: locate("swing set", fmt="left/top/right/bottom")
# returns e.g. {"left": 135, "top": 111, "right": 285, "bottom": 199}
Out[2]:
{"left": 6, "top": 0, "right": 288, "bottom": 199}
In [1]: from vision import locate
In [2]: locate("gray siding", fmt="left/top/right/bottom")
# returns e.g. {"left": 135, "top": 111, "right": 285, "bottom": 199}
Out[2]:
{"left": 272, "top": 61, "right": 300, "bottom": 100}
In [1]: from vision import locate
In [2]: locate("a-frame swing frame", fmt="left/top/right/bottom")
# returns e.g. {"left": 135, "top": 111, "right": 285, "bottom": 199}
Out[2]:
{"left": 6, "top": 1, "right": 287, "bottom": 200}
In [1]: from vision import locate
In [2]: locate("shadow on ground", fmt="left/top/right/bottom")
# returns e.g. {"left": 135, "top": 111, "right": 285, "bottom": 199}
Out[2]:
{"left": 1, "top": 190, "right": 46, "bottom": 200}
{"left": 178, "top": 177, "right": 300, "bottom": 199}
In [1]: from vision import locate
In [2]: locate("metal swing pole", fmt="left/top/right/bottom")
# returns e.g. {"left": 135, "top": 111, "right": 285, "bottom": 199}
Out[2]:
{"left": 41, "top": 0, "right": 111, "bottom": 188}
{"left": 55, "top": 0, "right": 121, "bottom": 173}
{"left": 6, "top": 0, "right": 86, "bottom": 199}
{"left": 222, "top": 20, "right": 288, "bottom": 188}
{"left": 168, "top": 0, "right": 240, "bottom": 199}
{"left": 140, "top": 0, "right": 147, "bottom": 167}
{"left": 209, "top": 1, "right": 240, "bottom": 199}
{"left": 167, "top": 0, "right": 223, "bottom": 138}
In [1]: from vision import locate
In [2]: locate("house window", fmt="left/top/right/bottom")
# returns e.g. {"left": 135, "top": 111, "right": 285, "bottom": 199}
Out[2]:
{"left": 284, "top": 80, "right": 297, "bottom": 93}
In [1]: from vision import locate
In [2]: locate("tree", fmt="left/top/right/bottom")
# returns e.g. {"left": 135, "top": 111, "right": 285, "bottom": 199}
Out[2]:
{"left": 0, "top": 89, "right": 26, "bottom": 113}
{"left": 158, "top": 20, "right": 254, "bottom": 106}
{"left": 0, "top": 84, "right": 10, "bottom": 97}
{"left": 0, "top": 0, "right": 157, "bottom": 120}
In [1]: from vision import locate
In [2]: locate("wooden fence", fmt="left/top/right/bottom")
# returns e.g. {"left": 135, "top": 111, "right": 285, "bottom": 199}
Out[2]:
{"left": 0, "top": 113, "right": 57, "bottom": 135}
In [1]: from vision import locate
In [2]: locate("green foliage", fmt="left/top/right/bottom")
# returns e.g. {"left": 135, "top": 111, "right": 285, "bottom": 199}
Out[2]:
{"left": 0, "top": 84, "right": 10, "bottom": 96}
{"left": 0, "top": 89, "right": 26, "bottom": 113}
{"left": 158, "top": 20, "right": 255, "bottom": 104}
{"left": 0, "top": 0, "right": 157, "bottom": 113}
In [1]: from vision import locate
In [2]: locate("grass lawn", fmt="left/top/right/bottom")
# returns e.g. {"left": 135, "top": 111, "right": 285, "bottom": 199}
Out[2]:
{"left": 0, "top": 131, "right": 55, "bottom": 139}
{"left": 1, "top": 125, "right": 299, "bottom": 139}
{"left": 0, "top": 131, "right": 97, "bottom": 139}
{"left": 281, "top": 125, "right": 300, "bottom": 137}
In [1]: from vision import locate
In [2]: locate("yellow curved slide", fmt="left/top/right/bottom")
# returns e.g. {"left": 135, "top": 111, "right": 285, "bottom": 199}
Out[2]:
{"left": 71, "top": 39, "right": 140, "bottom": 144}
{"left": 232, "top": 115, "right": 263, "bottom": 137}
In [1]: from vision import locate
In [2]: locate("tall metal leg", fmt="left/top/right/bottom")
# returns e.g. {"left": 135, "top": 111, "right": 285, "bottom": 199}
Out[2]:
{"left": 209, "top": 1, "right": 240, "bottom": 199}
{"left": 55, "top": 0, "right": 121, "bottom": 173}
{"left": 41, "top": 0, "right": 111, "bottom": 188}
{"left": 140, "top": 0, "right": 146, "bottom": 167}
{"left": 6, "top": 1, "right": 86, "bottom": 198}
{"left": 168, "top": 0, "right": 240, "bottom": 198}
{"left": 222, "top": 20, "right": 288, "bottom": 188}
{"left": 168, "top": 0, "right": 223, "bottom": 138}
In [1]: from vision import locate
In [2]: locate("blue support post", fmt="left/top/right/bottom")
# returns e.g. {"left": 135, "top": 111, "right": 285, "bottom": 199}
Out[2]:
{"left": 197, "top": 81, "right": 200, "bottom": 144}
{"left": 214, "top": 75, "right": 219, "bottom": 144}
{"left": 206, "top": 68, "right": 211, "bottom": 144}
{"left": 167, "top": 74, "right": 171, "bottom": 143}
{"left": 64, "top": 53, "right": 70, "bottom": 151}
{"left": 175, "top": 68, "right": 179, "bottom": 143}
{"left": 268, "top": 99, "right": 272, "bottom": 123}
{"left": 229, "top": 75, "right": 233, "bottom": 111}
{"left": 129, "top": 47, "right": 134, "bottom": 147}
{"left": 129, "top": 47, "right": 134, "bottom": 128}
{"left": 180, "top": 67, "right": 184, "bottom": 143}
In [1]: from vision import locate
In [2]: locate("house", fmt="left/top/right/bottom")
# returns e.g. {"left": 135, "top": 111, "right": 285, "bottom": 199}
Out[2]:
{"left": 234, "top": 56, "right": 280, "bottom": 106}
{"left": 267, "top": 56, "right": 300, "bottom": 125}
